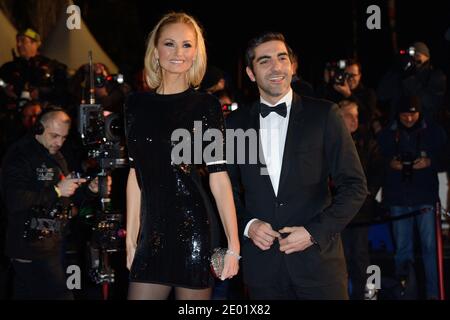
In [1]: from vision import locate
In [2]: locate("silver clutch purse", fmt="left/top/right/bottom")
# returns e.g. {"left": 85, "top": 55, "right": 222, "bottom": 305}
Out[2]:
{"left": 210, "top": 247, "right": 227, "bottom": 278}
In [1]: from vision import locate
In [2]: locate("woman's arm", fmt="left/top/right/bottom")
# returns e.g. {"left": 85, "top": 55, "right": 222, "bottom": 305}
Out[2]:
{"left": 126, "top": 168, "right": 141, "bottom": 270}
{"left": 209, "top": 171, "right": 240, "bottom": 279}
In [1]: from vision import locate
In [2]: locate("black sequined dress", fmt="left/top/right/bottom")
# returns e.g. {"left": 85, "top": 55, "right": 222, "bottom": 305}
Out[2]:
{"left": 125, "top": 88, "right": 226, "bottom": 288}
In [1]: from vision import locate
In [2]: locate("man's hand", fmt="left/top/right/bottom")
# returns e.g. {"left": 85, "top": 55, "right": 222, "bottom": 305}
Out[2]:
{"left": 390, "top": 159, "right": 403, "bottom": 171}
{"left": 278, "top": 226, "right": 314, "bottom": 254}
{"left": 333, "top": 82, "right": 352, "bottom": 98}
{"left": 248, "top": 220, "right": 280, "bottom": 251}
{"left": 57, "top": 178, "right": 86, "bottom": 197}
{"left": 413, "top": 157, "right": 431, "bottom": 170}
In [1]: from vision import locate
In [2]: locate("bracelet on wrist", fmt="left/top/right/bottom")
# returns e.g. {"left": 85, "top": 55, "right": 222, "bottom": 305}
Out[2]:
{"left": 226, "top": 249, "right": 241, "bottom": 260}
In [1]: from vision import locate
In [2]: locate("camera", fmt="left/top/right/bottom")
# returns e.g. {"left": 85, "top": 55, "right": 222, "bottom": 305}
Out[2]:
{"left": 397, "top": 47, "right": 417, "bottom": 73}
{"left": 78, "top": 104, "right": 127, "bottom": 169}
{"left": 85, "top": 212, "right": 126, "bottom": 285}
{"left": 78, "top": 103, "right": 128, "bottom": 287}
{"left": 95, "top": 73, "right": 124, "bottom": 88}
{"left": 222, "top": 102, "right": 238, "bottom": 112}
{"left": 326, "top": 59, "right": 349, "bottom": 86}
{"left": 35, "top": 64, "right": 53, "bottom": 87}
{"left": 82, "top": 211, "right": 125, "bottom": 252}
{"left": 398, "top": 152, "right": 414, "bottom": 182}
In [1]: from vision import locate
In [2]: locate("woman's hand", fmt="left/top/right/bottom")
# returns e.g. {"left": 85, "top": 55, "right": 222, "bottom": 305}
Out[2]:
{"left": 126, "top": 242, "right": 136, "bottom": 270}
{"left": 219, "top": 250, "right": 240, "bottom": 280}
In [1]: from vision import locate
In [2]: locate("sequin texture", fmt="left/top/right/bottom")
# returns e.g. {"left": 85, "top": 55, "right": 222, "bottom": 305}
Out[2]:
{"left": 125, "top": 89, "right": 226, "bottom": 288}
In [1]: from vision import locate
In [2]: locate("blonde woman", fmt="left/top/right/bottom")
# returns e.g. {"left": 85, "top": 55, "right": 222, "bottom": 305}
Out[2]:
{"left": 125, "top": 12, "right": 240, "bottom": 300}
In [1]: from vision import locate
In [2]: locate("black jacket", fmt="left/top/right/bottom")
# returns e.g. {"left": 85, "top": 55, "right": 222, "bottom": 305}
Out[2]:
{"left": 0, "top": 54, "right": 68, "bottom": 106}
{"left": 226, "top": 93, "right": 367, "bottom": 287}
{"left": 349, "top": 130, "right": 383, "bottom": 224}
{"left": 1, "top": 134, "right": 95, "bottom": 259}
{"left": 377, "top": 118, "right": 447, "bottom": 207}
{"left": 377, "top": 61, "right": 447, "bottom": 121}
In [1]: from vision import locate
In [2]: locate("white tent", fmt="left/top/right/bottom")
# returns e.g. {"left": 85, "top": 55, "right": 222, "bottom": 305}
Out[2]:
{"left": 0, "top": 9, "right": 18, "bottom": 66}
{"left": 41, "top": 1, "right": 118, "bottom": 73}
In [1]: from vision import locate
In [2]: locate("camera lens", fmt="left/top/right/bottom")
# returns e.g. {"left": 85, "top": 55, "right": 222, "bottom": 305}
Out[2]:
{"left": 104, "top": 113, "right": 123, "bottom": 142}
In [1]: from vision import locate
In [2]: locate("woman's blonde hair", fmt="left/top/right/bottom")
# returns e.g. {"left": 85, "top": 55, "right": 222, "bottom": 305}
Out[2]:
{"left": 144, "top": 12, "right": 207, "bottom": 89}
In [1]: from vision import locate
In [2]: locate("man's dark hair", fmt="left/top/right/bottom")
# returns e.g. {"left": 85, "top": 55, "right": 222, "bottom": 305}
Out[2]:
{"left": 245, "top": 32, "right": 294, "bottom": 70}
{"left": 346, "top": 58, "right": 362, "bottom": 74}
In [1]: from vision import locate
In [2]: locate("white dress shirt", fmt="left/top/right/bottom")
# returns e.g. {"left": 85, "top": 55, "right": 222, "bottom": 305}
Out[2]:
{"left": 244, "top": 89, "right": 293, "bottom": 237}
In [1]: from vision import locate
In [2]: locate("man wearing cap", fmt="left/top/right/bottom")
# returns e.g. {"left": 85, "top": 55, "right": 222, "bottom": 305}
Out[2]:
{"left": 377, "top": 95, "right": 447, "bottom": 299}
{"left": 16, "top": 28, "right": 42, "bottom": 60}
{"left": 0, "top": 28, "right": 68, "bottom": 109}
{"left": 402, "top": 41, "right": 447, "bottom": 121}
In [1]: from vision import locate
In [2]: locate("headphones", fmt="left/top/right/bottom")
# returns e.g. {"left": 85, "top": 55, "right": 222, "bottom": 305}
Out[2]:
{"left": 32, "top": 105, "right": 66, "bottom": 135}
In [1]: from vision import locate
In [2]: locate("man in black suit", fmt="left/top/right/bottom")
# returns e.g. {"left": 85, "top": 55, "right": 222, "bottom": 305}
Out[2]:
{"left": 226, "top": 32, "right": 367, "bottom": 299}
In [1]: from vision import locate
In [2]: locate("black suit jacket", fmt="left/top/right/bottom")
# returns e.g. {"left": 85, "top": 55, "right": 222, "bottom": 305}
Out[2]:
{"left": 226, "top": 93, "right": 368, "bottom": 287}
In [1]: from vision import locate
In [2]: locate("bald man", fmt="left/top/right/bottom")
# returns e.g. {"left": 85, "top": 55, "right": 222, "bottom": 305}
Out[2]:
{"left": 1, "top": 107, "right": 100, "bottom": 299}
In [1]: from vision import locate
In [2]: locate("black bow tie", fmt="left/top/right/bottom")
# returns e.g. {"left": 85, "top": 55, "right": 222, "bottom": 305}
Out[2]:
{"left": 260, "top": 102, "right": 287, "bottom": 118}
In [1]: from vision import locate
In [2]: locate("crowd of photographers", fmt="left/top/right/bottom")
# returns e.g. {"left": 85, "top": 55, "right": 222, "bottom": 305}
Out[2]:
{"left": 0, "top": 28, "right": 125, "bottom": 299}
{"left": 0, "top": 27, "right": 449, "bottom": 300}
{"left": 318, "top": 42, "right": 448, "bottom": 300}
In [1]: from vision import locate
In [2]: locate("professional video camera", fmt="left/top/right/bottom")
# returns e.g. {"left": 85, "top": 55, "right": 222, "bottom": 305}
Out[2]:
{"left": 78, "top": 103, "right": 127, "bottom": 283}
{"left": 78, "top": 104, "right": 127, "bottom": 169}
{"left": 325, "top": 59, "right": 349, "bottom": 86}
{"left": 77, "top": 52, "right": 127, "bottom": 294}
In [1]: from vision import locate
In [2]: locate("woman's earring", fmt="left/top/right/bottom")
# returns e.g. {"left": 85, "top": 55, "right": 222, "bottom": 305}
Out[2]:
{"left": 155, "top": 58, "right": 160, "bottom": 68}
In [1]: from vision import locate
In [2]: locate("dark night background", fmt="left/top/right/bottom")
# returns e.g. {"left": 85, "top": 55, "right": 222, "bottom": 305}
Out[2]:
{"left": 1, "top": 0, "right": 450, "bottom": 301}
{"left": 2, "top": 0, "right": 449, "bottom": 92}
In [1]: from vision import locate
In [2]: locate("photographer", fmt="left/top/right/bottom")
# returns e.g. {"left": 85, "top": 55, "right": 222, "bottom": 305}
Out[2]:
{"left": 290, "top": 52, "right": 315, "bottom": 97}
{"left": 377, "top": 42, "right": 447, "bottom": 123}
{"left": 377, "top": 95, "right": 447, "bottom": 299}
{"left": 338, "top": 100, "right": 383, "bottom": 299}
{"left": 0, "top": 28, "right": 68, "bottom": 109}
{"left": 69, "top": 63, "right": 129, "bottom": 115}
{"left": 402, "top": 42, "right": 447, "bottom": 121}
{"left": 318, "top": 59, "right": 378, "bottom": 133}
{"left": 0, "top": 100, "right": 43, "bottom": 162}
{"left": 0, "top": 107, "right": 102, "bottom": 299}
